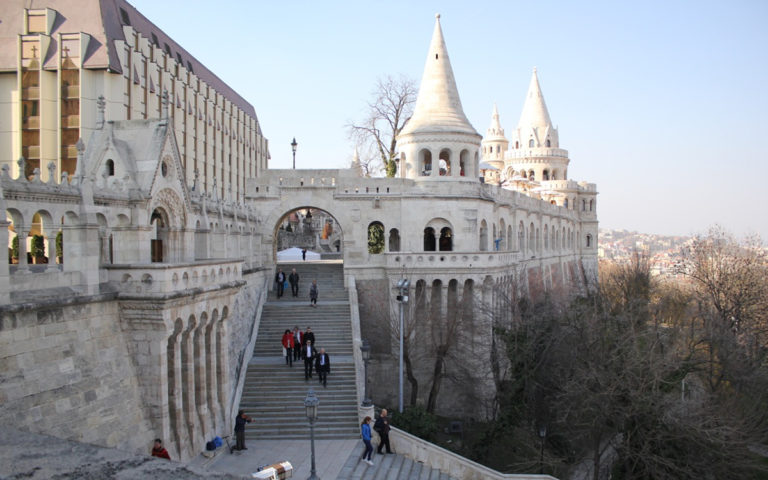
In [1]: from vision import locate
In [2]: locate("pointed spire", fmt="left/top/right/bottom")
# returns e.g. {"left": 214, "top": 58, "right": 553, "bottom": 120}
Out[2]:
{"left": 400, "top": 14, "right": 477, "bottom": 136}
{"left": 487, "top": 103, "right": 505, "bottom": 138}
{"left": 517, "top": 67, "right": 553, "bottom": 132}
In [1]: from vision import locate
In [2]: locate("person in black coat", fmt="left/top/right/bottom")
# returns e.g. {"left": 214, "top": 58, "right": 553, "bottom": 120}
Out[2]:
{"left": 314, "top": 348, "right": 331, "bottom": 387}
{"left": 275, "top": 269, "right": 286, "bottom": 298}
{"left": 288, "top": 268, "right": 300, "bottom": 297}
{"left": 374, "top": 409, "right": 393, "bottom": 454}
{"left": 233, "top": 410, "right": 252, "bottom": 452}
{"left": 304, "top": 326, "right": 315, "bottom": 347}
{"left": 302, "top": 340, "right": 316, "bottom": 380}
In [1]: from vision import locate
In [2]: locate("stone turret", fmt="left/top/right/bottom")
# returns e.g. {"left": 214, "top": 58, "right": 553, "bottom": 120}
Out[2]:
{"left": 481, "top": 103, "right": 508, "bottom": 169}
{"left": 397, "top": 14, "right": 481, "bottom": 181}
{"left": 506, "top": 68, "right": 569, "bottom": 183}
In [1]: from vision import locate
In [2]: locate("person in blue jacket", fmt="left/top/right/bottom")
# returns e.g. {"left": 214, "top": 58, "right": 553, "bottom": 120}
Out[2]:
{"left": 360, "top": 416, "right": 374, "bottom": 466}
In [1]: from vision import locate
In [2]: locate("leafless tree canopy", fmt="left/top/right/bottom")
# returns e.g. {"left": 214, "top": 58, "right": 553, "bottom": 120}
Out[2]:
{"left": 347, "top": 75, "right": 416, "bottom": 177}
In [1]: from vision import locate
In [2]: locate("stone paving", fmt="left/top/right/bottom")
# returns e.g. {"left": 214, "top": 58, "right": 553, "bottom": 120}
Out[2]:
{"left": 201, "top": 438, "right": 361, "bottom": 478}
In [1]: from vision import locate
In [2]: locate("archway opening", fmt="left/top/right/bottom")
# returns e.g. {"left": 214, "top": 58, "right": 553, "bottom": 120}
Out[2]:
{"left": 273, "top": 207, "right": 344, "bottom": 262}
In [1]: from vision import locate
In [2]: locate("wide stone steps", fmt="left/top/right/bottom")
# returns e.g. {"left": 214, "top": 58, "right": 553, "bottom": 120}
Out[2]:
{"left": 337, "top": 449, "right": 458, "bottom": 480}
{"left": 271, "top": 261, "right": 347, "bottom": 301}
{"left": 240, "top": 262, "right": 360, "bottom": 440}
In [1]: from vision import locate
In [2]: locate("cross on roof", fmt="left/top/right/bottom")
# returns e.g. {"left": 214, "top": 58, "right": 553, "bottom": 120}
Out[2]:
{"left": 62, "top": 45, "right": 71, "bottom": 58}
{"left": 30, "top": 45, "right": 38, "bottom": 58}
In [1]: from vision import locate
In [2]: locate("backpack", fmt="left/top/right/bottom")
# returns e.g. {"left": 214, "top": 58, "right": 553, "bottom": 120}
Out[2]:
{"left": 206, "top": 440, "right": 216, "bottom": 451}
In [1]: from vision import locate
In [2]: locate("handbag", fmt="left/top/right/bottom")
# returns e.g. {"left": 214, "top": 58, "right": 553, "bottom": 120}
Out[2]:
{"left": 282, "top": 347, "right": 286, "bottom": 356}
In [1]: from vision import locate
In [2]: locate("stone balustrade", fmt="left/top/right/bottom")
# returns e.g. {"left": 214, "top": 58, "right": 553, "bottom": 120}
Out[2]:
{"left": 385, "top": 250, "right": 523, "bottom": 269}
{"left": 106, "top": 258, "right": 243, "bottom": 296}
{"left": 390, "top": 427, "right": 558, "bottom": 480}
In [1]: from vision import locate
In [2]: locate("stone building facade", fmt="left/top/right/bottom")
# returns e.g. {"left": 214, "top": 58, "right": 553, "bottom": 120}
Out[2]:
{"left": 0, "top": 5, "right": 598, "bottom": 462}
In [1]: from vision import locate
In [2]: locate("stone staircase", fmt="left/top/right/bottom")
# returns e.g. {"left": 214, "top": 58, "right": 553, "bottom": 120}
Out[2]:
{"left": 337, "top": 450, "right": 457, "bottom": 480}
{"left": 240, "top": 261, "right": 360, "bottom": 440}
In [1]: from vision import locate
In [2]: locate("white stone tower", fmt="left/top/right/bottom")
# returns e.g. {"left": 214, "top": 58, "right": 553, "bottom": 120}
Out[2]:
{"left": 507, "top": 68, "right": 569, "bottom": 183}
{"left": 397, "top": 14, "right": 482, "bottom": 180}
{"left": 481, "top": 103, "right": 508, "bottom": 170}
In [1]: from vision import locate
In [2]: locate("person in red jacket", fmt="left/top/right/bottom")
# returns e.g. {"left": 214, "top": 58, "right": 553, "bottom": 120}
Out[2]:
{"left": 151, "top": 438, "right": 171, "bottom": 460}
{"left": 282, "top": 329, "right": 295, "bottom": 367}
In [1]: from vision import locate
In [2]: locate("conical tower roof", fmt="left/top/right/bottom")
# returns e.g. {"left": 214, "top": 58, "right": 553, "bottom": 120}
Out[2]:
{"left": 486, "top": 103, "right": 506, "bottom": 140}
{"left": 517, "top": 67, "right": 553, "bottom": 131}
{"left": 400, "top": 14, "right": 478, "bottom": 136}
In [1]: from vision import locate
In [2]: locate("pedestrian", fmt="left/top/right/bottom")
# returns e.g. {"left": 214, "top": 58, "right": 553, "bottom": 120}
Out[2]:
{"left": 302, "top": 340, "right": 316, "bottom": 380}
{"left": 315, "top": 347, "right": 330, "bottom": 387}
{"left": 360, "top": 416, "right": 374, "bottom": 466}
{"left": 151, "top": 438, "right": 171, "bottom": 460}
{"left": 301, "top": 248, "right": 307, "bottom": 261}
{"left": 309, "top": 279, "right": 318, "bottom": 307}
{"left": 281, "top": 329, "right": 294, "bottom": 367}
{"left": 233, "top": 410, "right": 253, "bottom": 452}
{"left": 374, "top": 409, "right": 393, "bottom": 454}
{"left": 275, "top": 268, "right": 286, "bottom": 298}
{"left": 293, "top": 326, "right": 303, "bottom": 362}
{"left": 304, "top": 326, "right": 315, "bottom": 347}
{"left": 288, "top": 268, "right": 300, "bottom": 297}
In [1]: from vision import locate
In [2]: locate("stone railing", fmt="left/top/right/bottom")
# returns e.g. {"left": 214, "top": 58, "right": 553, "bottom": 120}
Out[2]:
{"left": 384, "top": 250, "right": 522, "bottom": 269}
{"left": 505, "top": 148, "right": 569, "bottom": 159}
{"left": 106, "top": 258, "right": 243, "bottom": 296}
{"left": 390, "top": 427, "right": 558, "bottom": 480}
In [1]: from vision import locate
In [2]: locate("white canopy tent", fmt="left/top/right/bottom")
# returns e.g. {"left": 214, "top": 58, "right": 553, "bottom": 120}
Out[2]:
{"left": 276, "top": 247, "right": 321, "bottom": 262}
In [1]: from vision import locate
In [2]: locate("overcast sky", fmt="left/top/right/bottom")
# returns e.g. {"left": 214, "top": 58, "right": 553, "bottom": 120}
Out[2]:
{"left": 129, "top": 0, "right": 768, "bottom": 240}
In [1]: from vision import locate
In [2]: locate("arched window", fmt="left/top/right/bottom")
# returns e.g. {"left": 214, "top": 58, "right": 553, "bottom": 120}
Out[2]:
{"left": 420, "top": 149, "right": 432, "bottom": 176}
{"left": 518, "top": 222, "right": 525, "bottom": 251}
{"left": 388, "top": 228, "right": 400, "bottom": 252}
{"left": 586, "top": 234, "right": 592, "bottom": 248}
{"left": 106, "top": 159, "right": 115, "bottom": 176}
{"left": 545, "top": 139, "right": 551, "bottom": 147}
{"left": 543, "top": 169, "right": 549, "bottom": 181}
{"left": 439, "top": 149, "right": 451, "bottom": 176}
{"left": 529, "top": 170, "right": 535, "bottom": 181}
{"left": 515, "top": 141, "right": 519, "bottom": 149}
{"left": 564, "top": 198, "right": 568, "bottom": 208}
{"left": 439, "top": 227, "right": 452, "bottom": 251}
{"left": 528, "top": 139, "right": 534, "bottom": 148}
{"left": 582, "top": 199, "right": 586, "bottom": 211}
{"left": 424, "top": 227, "right": 436, "bottom": 251}
{"left": 479, "top": 220, "right": 488, "bottom": 251}
{"left": 589, "top": 199, "right": 594, "bottom": 211}
{"left": 496, "top": 145, "right": 500, "bottom": 153}
{"left": 544, "top": 225, "right": 549, "bottom": 250}
{"left": 367, "top": 222, "right": 384, "bottom": 254}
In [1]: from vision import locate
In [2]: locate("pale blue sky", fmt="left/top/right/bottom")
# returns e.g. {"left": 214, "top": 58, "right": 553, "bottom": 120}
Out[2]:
{"left": 130, "top": 0, "right": 768, "bottom": 240}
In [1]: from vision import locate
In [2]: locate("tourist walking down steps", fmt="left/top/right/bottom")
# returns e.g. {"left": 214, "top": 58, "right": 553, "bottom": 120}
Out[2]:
{"left": 309, "top": 279, "right": 318, "bottom": 307}
{"left": 281, "top": 329, "right": 294, "bottom": 367}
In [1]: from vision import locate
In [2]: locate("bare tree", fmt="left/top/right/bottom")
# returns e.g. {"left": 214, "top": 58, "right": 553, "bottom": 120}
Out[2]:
{"left": 347, "top": 75, "right": 416, "bottom": 177}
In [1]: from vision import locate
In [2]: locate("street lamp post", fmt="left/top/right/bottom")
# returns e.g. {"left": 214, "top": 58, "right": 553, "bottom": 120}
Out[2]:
{"left": 395, "top": 278, "right": 410, "bottom": 413}
{"left": 304, "top": 389, "right": 320, "bottom": 480}
{"left": 291, "top": 137, "right": 298, "bottom": 169}
{"left": 360, "top": 339, "right": 371, "bottom": 406}
{"left": 538, "top": 424, "right": 547, "bottom": 474}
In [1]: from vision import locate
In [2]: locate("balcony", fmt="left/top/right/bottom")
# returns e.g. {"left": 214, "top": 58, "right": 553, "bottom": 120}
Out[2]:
{"left": 62, "top": 145, "right": 78, "bottom": 158}
{"left": 22, "top": 145, "right": 40, "bottom": 159}
{"left": 106, "top": 259, "right": 244, "bottom": 297}
{"left": 61, "top": 85, "right": 79, "bottom": 98}
{"left": 22, "top": 116, "right": 40, "bottom": 129}
{"left": 62, "top": 115, "right": 79, "bottom": 128}
{"left": 22, "top": 87, "right": 40, "bottom": 99}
